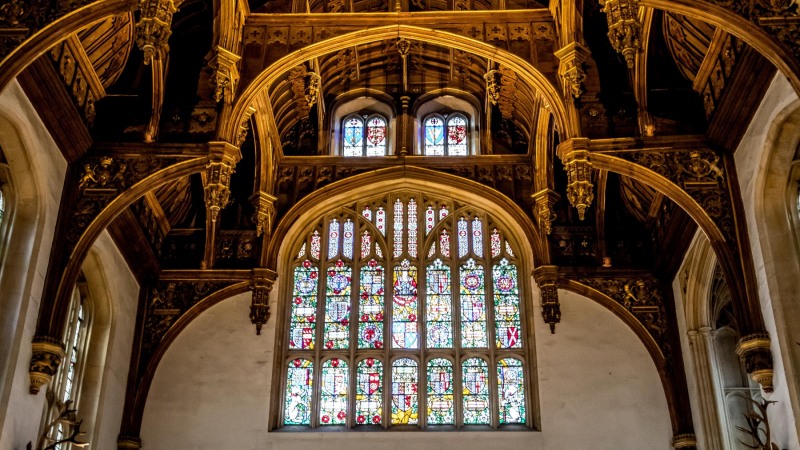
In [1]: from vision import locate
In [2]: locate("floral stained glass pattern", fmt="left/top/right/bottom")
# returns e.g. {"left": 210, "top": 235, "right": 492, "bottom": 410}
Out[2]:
{"left": 376, "top": 207, "right": 386, "bottom": 235}
{"left": 407, "top": 198, "right": 418, "bottom": 258}
{"left": 320, "top": 359, "right": 349, "bottom": 425}
{"left": 460, "top": 259, "right": 487, "bottom": 348}
{"left": 472, "top": 217, "right": 483, "bottom": 257}
{"left": 426, "top": 259, "right": 452, "bottom": 348}
{"left": 359, "top": 260, "right": 384, "bottom": 349}
{"left": 311, "top": 230, "right": 321, "bottom": 259}
{"left": 392, "top": 260, "right": 418, "bottom": 349}
{"left": 490, "top": 229, "right": 501, "bottom": 258}
{"left": 425, "top": 206, "right": 435, "bottom": 235}
{"left": 427, "top": 358, "right": 454, "bottom": 424}
{"left": 391, "top": 358, "right": 419, "bottom": 424}
{"left": 497, "top": 358, "right": 526, "bottom": 424}
{"left": 285, "top": 359, "right": 313, "bottom": 424}
{"left": 447, "top": 116, "right": 468, "bottom": 156}
{"left": 356, "top": 358, "right": 383, "bottom": 425}
{"left": 324, "top": 261, "right": 351, "bottom": 349}
{"left": 393, "top": 199, "right": 404, "bottom": 258}
{"left": 424, "top": 116, "right": 445, "bottom": 156}
{"left": 328, "top": 219, "right": 340, "bottom": 258}
{"left": 366, "top": 116, "right": 387, "bottom": 156}
{"left": 462, "top": 358, "right": 490, "bottom": 424}
{"left": 457, "top": 218, "right": 468, "bottom": 258}
{"left": 361, "top": 230, "right": 372, "bottom": 259}
{"left": 493, "top": 259, "right": 522, "bottom": 349}
{"left": 290, "top": 261, "right": 318, "bottom": 350}
{"left": 343, "top": 116, "right": 364, "bottom": 157}
{"left": 440, "top": 230, "right": 451, "bottom": 257}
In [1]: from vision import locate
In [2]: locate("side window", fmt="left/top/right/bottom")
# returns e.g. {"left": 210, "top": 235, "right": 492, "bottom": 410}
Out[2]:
{"left": 343, "top": 114, "right": 387, "bottom": 156}
{"left": 423, "top": 113, "right": 469, "bottom": 156}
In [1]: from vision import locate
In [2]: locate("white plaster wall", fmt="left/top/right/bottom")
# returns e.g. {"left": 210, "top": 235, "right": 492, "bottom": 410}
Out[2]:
{"left": 0, "top": 80, "right": 67, "bottom": 450}
{"left": 733, "top": 74, "right": 800, "bottom": 449}
{"left": 141, "top": 289, "right": 672, "bottom": 450}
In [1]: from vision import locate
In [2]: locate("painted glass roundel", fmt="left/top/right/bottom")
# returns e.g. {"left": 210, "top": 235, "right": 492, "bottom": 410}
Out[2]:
{"left": 283, "top": 196, "right": 527, "bottom": 429}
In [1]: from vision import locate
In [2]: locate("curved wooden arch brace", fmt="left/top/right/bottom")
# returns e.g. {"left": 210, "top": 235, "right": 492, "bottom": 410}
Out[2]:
{"left": 558, "top": 279, "right": 686, "bottom": 436}
{"left": 0, "top": 0, "right": 137, "bottom": 92}
{"left": 225, "top": 24, "right": 573, "bottom": 144}
{"left": 38, "top": 155, "right": 209, "bottom": 340}
{"left": 120, "top": 280, "right": 252, "bottom": 440}
{"left": 638, "top": 0, "right": 800, "bottom": 96}
{"left": 265, "top": 165, "right": 544, "bottom": 268}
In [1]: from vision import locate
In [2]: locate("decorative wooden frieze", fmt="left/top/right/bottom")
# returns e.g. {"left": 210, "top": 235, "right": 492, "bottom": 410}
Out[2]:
{"left": 708, "top": 0, "right": 800, "bottom": 60}
{"left": 250, "top": 268, "right": 278, "bottom": 335}
{"left": 533, "top": 265, "right": 560, "bottom": 333}
{"left": 28, "top": 336, "right": 65, "bottom": 394}
{"left": 599, "top": 0, "right": 642, "bottom": 68}
{"left": 576, "top": 276, "right": 670, "bottom": 358}
{"left": 135, "top": 0, "right": 176, "bottom": 64}
{"left": 735, "top": 332, "right": 774, "bottom": 393}
{"left": 557, "top": 139, "right": 594, "bottom": 220}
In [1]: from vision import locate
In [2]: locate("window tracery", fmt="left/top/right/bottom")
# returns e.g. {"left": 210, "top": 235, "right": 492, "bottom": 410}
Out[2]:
{"left": 343, "top": 114, "right": 388, "bottom": 156}
{"left": 282, "top": 194, "right": 528, "bottom": 429}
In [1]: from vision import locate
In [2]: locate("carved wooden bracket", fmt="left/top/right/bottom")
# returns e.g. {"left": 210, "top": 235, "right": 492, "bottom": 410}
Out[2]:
{"left": 202, "top": 142, "right": 242, "bottom": 268}
{"left": 250, "top": 191, "right": 277, "bottom": 238}
{"left": 736, "top": 333, "right": 774, "bottom": 393}
{"left": 599, "top": 0, "right": 642, "bottom": 68}
{"left": 250, "top": 268, "right": 278, "bottom": 335}
{"left": 554, "top": 42, "right": 590, "bottom": 99}
{"left": 533, "top": 265, "right": 559, "bottom": 333}
{"left": 557, "top": 138, "right": 594, "bottom": 220}
{"left": 135, "top": 0, "right": 176, "bottom": 65}
{"left": 531, "top": 189, "right": 560, "bottom": 235}
{"left": 209, "top": 45, "right": 241, "bottom": 104}
{"left": 28, "top": 336, "right": 65, "bottom": 394}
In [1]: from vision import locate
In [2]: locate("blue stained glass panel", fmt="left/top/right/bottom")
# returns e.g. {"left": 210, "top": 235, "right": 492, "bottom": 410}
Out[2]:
{"left": 344, "top": 117, "right": 364, "bottom": 156}
{"left": 424, "top": 116, "right": 445, "bottom": 156}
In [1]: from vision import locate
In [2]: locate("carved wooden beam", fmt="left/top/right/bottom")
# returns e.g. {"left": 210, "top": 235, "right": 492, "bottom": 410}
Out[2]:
{"left": 201, "top": 142, "right": 242, "bottom": 269}
{"left": 28, "top": 143, "right": 215, "bottom": 394}
{"left": 581, "top": 135, "right": 775, "bottom": 392}
{"left": 532, "top": 265, "right": 559, "bottom": 333}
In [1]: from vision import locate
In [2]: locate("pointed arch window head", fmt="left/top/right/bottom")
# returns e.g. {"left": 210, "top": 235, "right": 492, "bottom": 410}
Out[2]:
{"left": 281, "top": 194, "right": 529, "bottom": 429}
{"left": 424, "top": 113, "right": 469, "bottom": 156}
{"left": 343, "top": 114, "right": 387, "bottom": 156}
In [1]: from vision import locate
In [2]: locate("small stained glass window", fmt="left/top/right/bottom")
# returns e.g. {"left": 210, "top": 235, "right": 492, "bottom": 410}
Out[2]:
{"left": 424, "top": 113, "right": 469, "bottom": 156}
{"left": 343, "top": 114, "right": 388, "bottom": 156}
{"left": 282, "top": 197, "right": 528, "bottom": 429}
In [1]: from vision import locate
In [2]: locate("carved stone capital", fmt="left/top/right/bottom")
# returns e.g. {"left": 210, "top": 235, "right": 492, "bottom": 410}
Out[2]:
{"left": 136, "top": 0, "right": 177, "bottom": 64}
{"left": 672, "top": 433, "right": 697, "bottom": 449}
{"left": 250, "top": 191, "right": 278, "bottom": 238}
{"left": 29, "top": 336, "right": 66, "bottom": 394}
{"left": 554, "top": 42, "right": 591, "bottom": 99}
{"left": 117, "top": 436, "right": 142, "bottom": 450}
{"left": 531, "top": 189, "right": 560, "bottom": 235}
{"left": 250, "top": 268, "right": 278, "bottom": 335}
{"left": 557, "top": 139, "right": 594, "bottom": 220}
{"left": 208, "top": 46, "right": 241, "bottom": 104}
{"left": 203, "top": 142, "right": 242, "bottom": 223}
{"left": 533, "top": 265, "right": 560, "bottom": 333}
{"left": 736, "top": 333, "right": 774, "bottom": 393}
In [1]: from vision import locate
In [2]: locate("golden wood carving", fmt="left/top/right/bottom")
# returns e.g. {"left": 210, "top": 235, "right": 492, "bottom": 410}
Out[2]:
{"left": 735, "top": 333, "right": 774, "bottom": 393}
{"left": 557, "top": 139, "right": 594, "bottom": 220}
{"left": 135, "top": 0, "right": 175, "bottom": 65}
{"left": 533, "top": 265, "right": 560, "bottom": 333}
{"left": 532, "top": 189, "right": 559, "bottom": 235}
{"left": 28, "top": 337, "right": 66, "bottom": 394}
{"left": 250, "top": 268, "right": 278, "bottom": 335}
{"left": 600, "top": 0, "right": 642, "bottom": 68}
{"left": 209, "top": 46, "right": 241, "bottom": 105}
{"left": 554, "top": 42, "right": 590, "bottom": 99}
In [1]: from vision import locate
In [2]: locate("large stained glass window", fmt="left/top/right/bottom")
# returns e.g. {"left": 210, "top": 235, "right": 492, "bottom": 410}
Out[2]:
{"left": 343, "top": 113, "right": 387, "bottom": 156}
{"left": 424, "top": 113, "right": 470, "bottom": 156}
{"left": 282, "top": 194, "right": 528, "bottom": 428}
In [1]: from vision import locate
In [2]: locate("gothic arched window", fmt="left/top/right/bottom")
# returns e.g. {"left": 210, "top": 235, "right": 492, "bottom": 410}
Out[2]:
{"left": 424, "top": 113, "right": 469, "bottom": 156}
{"left": 343, "top": 114, "right": 388, "bottom": 157}
{"left": 282, "top": 194, "right": 529, "bottom": 429}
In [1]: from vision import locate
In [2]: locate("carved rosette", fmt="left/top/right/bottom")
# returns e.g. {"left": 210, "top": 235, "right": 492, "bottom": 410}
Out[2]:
{"left": 208, "top": 46, "right": 241, "bottom": 104}
{"left": 136, "top": 0, "right": 177, "bottom": 64}
{"left": 250, "top": 268, "right": 278, "bottom": 335}
{"left": 532, "top": 189, "right": 560, "bottom": 235}
{"left": 600, "top": 0, "right": 642, "bottom": 68}
{"left": 250, "top": 192, "right": 277, "bottom": 238}
{"left": 203, "top": 143, "right": 241, "bottom": 223}
{"left": 671, "top": 434, "right": 697, "bottom": 449}
{"left": 557, "top": 140, "right": 594, "bottom": 220}
{"left": 533, "top": 266, "right": 560, "bottom": 333}
{"left": 29, "top": 336, "right": 66, "bottom": 394}
{"left": 736, "top": 333, "right": 774, "bottom": 393}
{"left": 554, "top": 42, "right": 590, "bottom": 99}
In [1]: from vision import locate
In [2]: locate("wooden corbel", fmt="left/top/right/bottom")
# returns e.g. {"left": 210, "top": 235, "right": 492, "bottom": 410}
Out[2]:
{"left": 557, "top": 138, "right": 594, "bottom": 220}
{"left": 533, "top": 265, "right": 560, "bottom": 333}
{"left": 202, "top": 142, "right": 242, "bottom": 269}
{"left": 250, "top": 268, "right": 278, "bottom": 335}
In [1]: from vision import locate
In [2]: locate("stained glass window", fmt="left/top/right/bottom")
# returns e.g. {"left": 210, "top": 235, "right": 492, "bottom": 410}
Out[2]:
{"left": 320, "top": 358, "right": 349, "bottom": 425}
{"left": 391, "top": 358, "right": 419, "bottom": 424}
{"left": 424, "top": 113, "right": 469, "bottom": 156}
{"left": 343, "top": 114, "right": 388, "bottom": 156}
{"left": 0, "top": 188, "right": 4, "bottom": 226}
{"left": 283, "top": 196, "right": 528, "bottom": 429}
{"left": 427, "top": 358, "right": 454, "bottom": 424}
